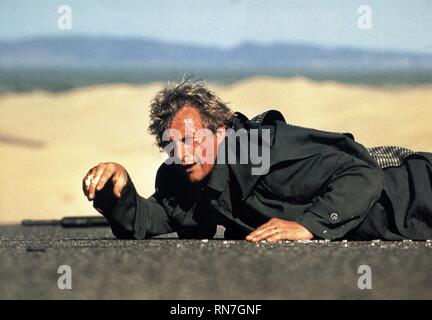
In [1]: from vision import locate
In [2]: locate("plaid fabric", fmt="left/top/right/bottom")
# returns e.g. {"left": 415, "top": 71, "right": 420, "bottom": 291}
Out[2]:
{"left": 366, "top": 146, "right": 415, "bottom": 169}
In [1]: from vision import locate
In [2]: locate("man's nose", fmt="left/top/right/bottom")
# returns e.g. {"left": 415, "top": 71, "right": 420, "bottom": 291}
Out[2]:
{"left": 173, "top": 141, "right": 194, "bottom": 165}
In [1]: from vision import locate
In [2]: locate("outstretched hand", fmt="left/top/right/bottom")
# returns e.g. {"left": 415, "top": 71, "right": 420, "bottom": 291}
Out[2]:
{"left": 246, "top": 218, "right": 313, "bottom": 242}
{"left": 82, "top": 162, "right": 128, "bottom": 201}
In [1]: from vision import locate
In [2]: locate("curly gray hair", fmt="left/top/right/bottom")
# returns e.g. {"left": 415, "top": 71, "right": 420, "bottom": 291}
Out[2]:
{"left": 148, "top": 79, "right": 235, "bottom": 149}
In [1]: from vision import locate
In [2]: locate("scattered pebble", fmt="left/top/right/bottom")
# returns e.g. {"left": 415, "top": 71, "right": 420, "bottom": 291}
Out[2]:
{"left": 201, "top": 239, "right": 209, "bottom": 243}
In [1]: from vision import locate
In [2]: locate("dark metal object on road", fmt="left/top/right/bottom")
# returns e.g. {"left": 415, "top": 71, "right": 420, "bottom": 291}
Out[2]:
{"left": 21, "top": 216, "right": 109, "bottom": 228}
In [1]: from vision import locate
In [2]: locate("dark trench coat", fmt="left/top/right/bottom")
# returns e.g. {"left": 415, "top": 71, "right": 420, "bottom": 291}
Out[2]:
{"left": 94, "top": 110, "right": 432, "bottom": 240}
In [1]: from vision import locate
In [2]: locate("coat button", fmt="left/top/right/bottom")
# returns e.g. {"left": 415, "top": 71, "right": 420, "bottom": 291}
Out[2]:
{"left": 330, "top": 212, "right": 339, "bottom": 221}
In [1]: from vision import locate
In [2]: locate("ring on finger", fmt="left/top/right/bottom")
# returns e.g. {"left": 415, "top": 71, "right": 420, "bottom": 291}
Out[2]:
{"left": 85, "top": 175, "right": 93, "bottom": 187}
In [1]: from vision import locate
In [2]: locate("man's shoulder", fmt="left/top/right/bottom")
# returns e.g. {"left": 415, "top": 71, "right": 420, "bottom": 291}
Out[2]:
{"left": 232, "top": 109, "right": 357, "bottom": 156}
{"left": 236, "top": 109, "right": 286, "bottom": 126}
{"left": 232, "top": 109, "right": 377, "bottom": 168}
{"left": 233, "top": 109, "right": 355, "bottom": 140}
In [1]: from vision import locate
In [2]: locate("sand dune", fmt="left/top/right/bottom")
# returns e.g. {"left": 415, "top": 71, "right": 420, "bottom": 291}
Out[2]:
{"left": 1, "top": 77, "right": 432, "bottom": 223}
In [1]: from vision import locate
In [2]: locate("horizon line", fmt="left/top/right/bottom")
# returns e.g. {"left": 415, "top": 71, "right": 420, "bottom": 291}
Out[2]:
{"left": 1, "top": 33, "right": 431, "bottom": 56}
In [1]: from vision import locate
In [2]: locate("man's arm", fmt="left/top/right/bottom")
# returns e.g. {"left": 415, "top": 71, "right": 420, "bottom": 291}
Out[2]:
{"left": 246, "top": 152, "right": 383, "bottom": 241}
{"left": 295, "top": 153, "right": 383, "bottom": 240}
{"left": 93, "top": 173, "right": 175, "bottom": 239}
{"left": 83, "top": 162, "right": 175, "bottom": 239}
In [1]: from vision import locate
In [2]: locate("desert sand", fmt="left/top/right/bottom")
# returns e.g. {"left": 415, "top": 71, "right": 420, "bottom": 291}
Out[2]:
{"left": 1, "top": 77, "right": 432, "bottom": 224}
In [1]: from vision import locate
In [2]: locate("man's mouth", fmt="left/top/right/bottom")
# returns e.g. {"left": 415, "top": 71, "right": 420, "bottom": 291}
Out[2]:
{"left": 183, "top": 163, "right": 197, "bottom": 172}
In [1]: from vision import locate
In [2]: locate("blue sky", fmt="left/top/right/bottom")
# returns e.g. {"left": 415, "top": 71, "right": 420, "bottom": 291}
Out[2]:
{"left": 1, "top": 0, "right": 431, "bottom": 53}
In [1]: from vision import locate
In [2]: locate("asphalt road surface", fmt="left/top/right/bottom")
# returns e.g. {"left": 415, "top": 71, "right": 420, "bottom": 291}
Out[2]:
{"left": 1, "top": 224, "right": 432, "bottom": 299}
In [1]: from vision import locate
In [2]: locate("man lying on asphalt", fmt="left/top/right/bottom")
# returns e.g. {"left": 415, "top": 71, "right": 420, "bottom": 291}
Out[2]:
{"left": 82, "top": 80, "right": 432, "bottom": 241}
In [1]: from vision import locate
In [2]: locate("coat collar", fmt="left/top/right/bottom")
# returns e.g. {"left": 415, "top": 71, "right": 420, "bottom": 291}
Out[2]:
{"left": 206, "top": 162, "right": 229, "bottom": 194}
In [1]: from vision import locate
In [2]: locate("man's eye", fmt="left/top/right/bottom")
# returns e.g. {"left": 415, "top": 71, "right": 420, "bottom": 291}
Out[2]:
{"left": 194, "top": 135, "right": 206, "bottom": 144}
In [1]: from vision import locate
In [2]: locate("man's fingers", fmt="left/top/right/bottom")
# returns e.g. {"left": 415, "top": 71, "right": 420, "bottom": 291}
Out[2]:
{"left": 82, "top": 175, "right": 88, "bottom": 196}
{"left": 95, "top": 168, "right": 115, "bottom": 192}
{"left": 88, "top": 166, "right": 106, "bottom": 200}
{"left": 82, "top": 168, "right": 96, "bottom": 197}
{"left": 112, "top": 174, "right": 127, "bottom": 199}
{"left": 82, "top": 163, "right": 127, "bottom": 201}
{"left": 267, "top": 232, "right": 283, "bottom": 242}
{"left": 254, "top": 218, "right": 281, "bottom": 231}
{"left": 247, "top": 224, "right": 277, "bottom": 238}
{"left": 245, "top": 224, "right": 275, "bottom": 240}
{"left": 246, "top": 219, "right": 312, "bottom": 242}
{"left": 245, "top": 219, "right": 277, "bottom": 240}
{"left": 246, "top": 226, "right": 279, "bottom": 242}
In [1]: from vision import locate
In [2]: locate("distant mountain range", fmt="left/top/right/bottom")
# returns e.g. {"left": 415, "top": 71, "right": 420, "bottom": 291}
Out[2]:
{"left": 1, "top": 35, "right": 432, "bottom": 70}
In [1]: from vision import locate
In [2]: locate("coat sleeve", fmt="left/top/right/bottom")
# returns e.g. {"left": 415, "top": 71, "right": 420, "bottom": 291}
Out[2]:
{"left": 295, "top": 152, "right": 384, "bottom": 240}
{"left": 93, "top": 171, "right": 175, "bottom": 239}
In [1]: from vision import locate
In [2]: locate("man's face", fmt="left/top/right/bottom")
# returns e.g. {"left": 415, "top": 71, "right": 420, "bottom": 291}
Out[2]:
{"left": 167, "top": 105, "right": 222, "bottom": 183}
